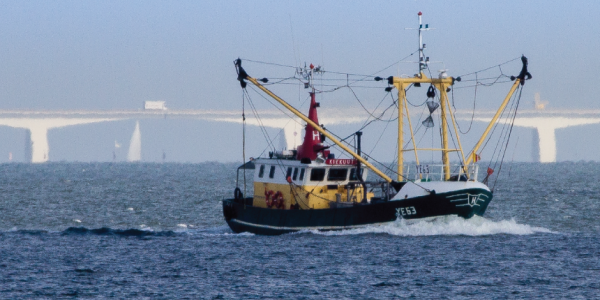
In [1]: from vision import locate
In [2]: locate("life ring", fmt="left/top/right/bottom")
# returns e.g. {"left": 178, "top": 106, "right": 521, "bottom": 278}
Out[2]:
{"left": 274, "top": 191, "right": 284, "bottom": 209}
{"left": 272, "top": 191, "right": 280, "bottom": 208}
{"left": 265, "top": 190, "right": 275, "bottom": 207}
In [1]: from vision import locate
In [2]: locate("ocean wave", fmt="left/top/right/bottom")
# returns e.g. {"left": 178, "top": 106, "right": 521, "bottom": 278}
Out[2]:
{"left": 310, "top": 216, "right": 553, "bottom": 237}
{"left": 0, "top": 225, "right": 250, "bottom": 237}
{"left": 61, "top": 227, "right": 179, "bottom": 237}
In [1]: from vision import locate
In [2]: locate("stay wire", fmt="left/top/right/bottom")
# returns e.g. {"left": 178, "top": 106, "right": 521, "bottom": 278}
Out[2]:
{"left": 368, "top": 101, "right": 398, "bottom": 154}
{"left": 243, "top": 89, "right": 277, "bottom": 156}
{"left": 246, "top": 91, "right": 303, "bottom": 180}
{"left": 248, "top": 85, "right": 304, "bottom": 127}
{"left": 242, "top": 89, "right": 247, "bottom": 197}
{"left": 240, "top": 58, "right": 296, "bottom": 69}
{"left": 322, "top": 50, "right": 420, "bottom": 81}
{"left": 452, "top": 72, "right": 476, "bottom": 134}
{"left": 247, "top": 86, "right": 313, "bottom": 177}
{"left": 243, "top": 50, "right": 419, "bottom": 87}
{"left": 482, "top": 84, "right": 520, "bottom": 186}
{"left": 492, "top": 86, "right": 523, "bottom": 190}
{"left": 476, "top": 87, "right": 515, "bottom": 156}
{"left": 491, "top": 87, "right": 520, "bottom": 167}
{"left": 457, "top": 57, "right": 520, "bottom": 78}
{"left": 338, "top": 93, "right": 398, "bottom": 143}
{"left": 452, "top": 79, "right": 513, "bottom": 90}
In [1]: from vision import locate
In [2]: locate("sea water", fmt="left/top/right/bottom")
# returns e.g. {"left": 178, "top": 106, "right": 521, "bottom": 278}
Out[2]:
{"left": 0, "top": 162, "right": 599, "bottom": 299}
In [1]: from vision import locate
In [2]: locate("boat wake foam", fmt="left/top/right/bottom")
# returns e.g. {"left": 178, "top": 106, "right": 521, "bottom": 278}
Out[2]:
{"left": 192, "top": 225, "right": 255, "bottom": 237}
{"left": 311, "top": 216, "right": 552, "bottom": 237}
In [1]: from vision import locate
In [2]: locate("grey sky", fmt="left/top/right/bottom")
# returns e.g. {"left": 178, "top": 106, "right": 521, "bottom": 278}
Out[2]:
{"left": 0, "top": 1, "right": 599, "bottom": 162}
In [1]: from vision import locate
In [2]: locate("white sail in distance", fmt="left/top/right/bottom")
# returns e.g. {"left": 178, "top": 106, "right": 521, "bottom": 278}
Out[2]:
{"left": 127, "top": 121, "right": 141, "bottom": 162}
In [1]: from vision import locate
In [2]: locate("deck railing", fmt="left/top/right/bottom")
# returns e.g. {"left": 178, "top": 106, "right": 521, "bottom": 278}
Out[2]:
{"left": 404, "top": 164, "right": 479, "bottom": 182}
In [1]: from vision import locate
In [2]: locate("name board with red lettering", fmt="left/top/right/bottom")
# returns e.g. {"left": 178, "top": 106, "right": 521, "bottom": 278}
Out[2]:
{"left": 325, "top": 159, "right": 357, "bottom": 165}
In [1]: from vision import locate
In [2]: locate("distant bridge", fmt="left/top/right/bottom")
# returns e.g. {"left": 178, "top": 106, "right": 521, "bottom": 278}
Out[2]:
{"left": 1, "top": 108, "right": 599, "bottom": 163}
{"left": 0, "top": 109, "right": 241, "bottom": 163}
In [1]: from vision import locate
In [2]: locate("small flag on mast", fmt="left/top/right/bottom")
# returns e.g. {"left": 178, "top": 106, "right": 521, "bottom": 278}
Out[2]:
{"left": 473, "top": 153, "right": 481, "bottom": 162}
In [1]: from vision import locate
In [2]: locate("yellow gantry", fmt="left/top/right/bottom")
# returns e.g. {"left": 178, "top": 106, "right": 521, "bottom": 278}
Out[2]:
{"left": 392, "top": 73, "right": 458, "bottom": 181}
{"left": 392, "top": 73, "right": 521, "bottom": 181}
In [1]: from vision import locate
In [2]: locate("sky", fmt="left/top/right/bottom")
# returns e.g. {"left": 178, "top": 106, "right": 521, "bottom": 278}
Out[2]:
{"left": 0, "top": 1, "right": 599, "bottom": 163}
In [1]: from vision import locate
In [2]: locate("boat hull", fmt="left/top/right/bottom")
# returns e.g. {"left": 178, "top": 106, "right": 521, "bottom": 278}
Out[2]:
{"left": 222, "top": 187, "right": 493, "bottom": 235}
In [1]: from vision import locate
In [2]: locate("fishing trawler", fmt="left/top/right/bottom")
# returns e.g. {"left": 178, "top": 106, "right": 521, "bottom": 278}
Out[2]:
{"left": 222, "top": 12, "right": 531, "bottom": 235}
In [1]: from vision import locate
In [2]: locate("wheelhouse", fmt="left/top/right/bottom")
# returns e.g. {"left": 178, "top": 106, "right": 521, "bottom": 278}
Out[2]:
{"left": 253, "top": 158, "right": 367, "bottom": 186}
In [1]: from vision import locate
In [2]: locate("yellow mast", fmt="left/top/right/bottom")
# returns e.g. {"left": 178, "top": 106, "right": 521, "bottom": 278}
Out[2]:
{"left": 437, "top": 81, "right": 451, "bottom": 180}
{"left": 397, "top": 82, "right": 405, "bottom": 181}
{"left": 403, "top": 96, "right": 420, "bottom": 168}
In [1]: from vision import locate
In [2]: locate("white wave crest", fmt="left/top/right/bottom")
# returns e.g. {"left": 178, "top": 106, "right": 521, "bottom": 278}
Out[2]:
{"left": 313, "top": 216, "right": 552, "bottom": 237}
{"left": 192, "top": 225, "right": 255, "bottom": 237}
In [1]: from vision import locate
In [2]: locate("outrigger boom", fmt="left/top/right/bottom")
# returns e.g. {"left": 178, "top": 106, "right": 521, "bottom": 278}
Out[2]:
{"left": 235, "top": 58, "right": 395, "bottom": 184}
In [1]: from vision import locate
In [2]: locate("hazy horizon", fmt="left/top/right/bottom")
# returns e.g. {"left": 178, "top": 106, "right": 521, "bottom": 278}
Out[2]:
{"left": 1, "top": 1, "right": 599, "bottom": 163}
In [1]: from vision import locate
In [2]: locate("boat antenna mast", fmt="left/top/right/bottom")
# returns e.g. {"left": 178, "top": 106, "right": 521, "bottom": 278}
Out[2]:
{"left": 389, "top": 12, "right": 463, "bottom": 181}
{"left": 406, "top": 11, "right": 434, "bottom": 74}
{"left": 296, "top": 63, "right": 323, "bottom": 92}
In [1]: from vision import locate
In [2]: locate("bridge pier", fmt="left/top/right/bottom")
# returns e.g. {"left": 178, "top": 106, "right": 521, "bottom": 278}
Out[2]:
{"left": 517, "top": 118, "right": 600, "bottom": 163}
{"left": 24, "top": 126, "right": 50, "bottom": 163}
{"left": 531, "top": 128, "right": 540, "bottom": 162}
{"left": 0, "top": 118, "right": 120, "bottom": 163}
{"left": 475, "top": 117, "right": 600, "bottom": 163}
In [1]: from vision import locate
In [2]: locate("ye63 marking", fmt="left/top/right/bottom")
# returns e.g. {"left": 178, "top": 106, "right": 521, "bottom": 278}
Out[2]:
{"left": 396, "top": 206, "right": 417, "bottom": 218}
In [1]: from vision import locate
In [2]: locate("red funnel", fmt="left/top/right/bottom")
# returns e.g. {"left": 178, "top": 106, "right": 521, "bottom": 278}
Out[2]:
{"left": 296, "top": 92, "right": 329, "bottom": 160}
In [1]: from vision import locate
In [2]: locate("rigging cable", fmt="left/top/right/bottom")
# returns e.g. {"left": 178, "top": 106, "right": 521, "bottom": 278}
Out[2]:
{"left": 487, "top": 86, "right": 520, "bottom": 168}
{"left": 492, "top": 86, "right": 523, "bottom": 191}
{"left": 368, "top": 99, "right": 398, "bottom": 154}
{"left": 457, "top": 57, "right": 521, "bottom": 78}
{"left": 451, "top": 72, "right": 477, "bottom": 134}
{"left": 474, "top": 85, "right": 515, "bottom": 158}
{"left": 248, "top": 85, "right": 304, "bottom": 127}
{"left": 337, "top": 92, "right": 398, "bottom": 143}
{"left": 243, "top": 50, "right": 419, "bottom": 88}
{"left": 242, "top": 88, "right": 247, "bottom": 198}
{"left": 243, "top": 89, "right": 277, "bottom": 156}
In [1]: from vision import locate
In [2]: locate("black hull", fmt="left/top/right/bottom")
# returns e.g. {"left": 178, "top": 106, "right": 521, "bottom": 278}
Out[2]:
{"left": 222, "top": 188, "right": 492, "bottom": 235}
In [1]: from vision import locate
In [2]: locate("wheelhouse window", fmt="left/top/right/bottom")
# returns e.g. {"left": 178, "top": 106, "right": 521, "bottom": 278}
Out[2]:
{"left": 328, "top": 168, "right": 348, "bottom": 181}
{"left": 299, "top": 168, "right": 305, "bottom": 180}
{"left": 286, "top": 167, "right": 292, "bottom": 179}
{"left": 258, "top": 165, "right": 265, "bottom": 178}
{"left": 350, "top": 168, "right": 363, "bottom": 180}
{"left": 310, "top": 168, "right": 326, "bottom": 181}
{"left": 269, "top": 166, "right": 276, "bottom": 179}
{"left": 292, "top": 168, "right": 299, "bottom": 180}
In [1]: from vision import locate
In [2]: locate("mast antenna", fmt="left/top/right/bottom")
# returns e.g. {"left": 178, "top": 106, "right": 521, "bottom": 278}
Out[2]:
{"left": 405, "top": 12, "right": 434, "bottom": 74}
{"left": 296, "top": 63, "right": 323, "bottom": 91}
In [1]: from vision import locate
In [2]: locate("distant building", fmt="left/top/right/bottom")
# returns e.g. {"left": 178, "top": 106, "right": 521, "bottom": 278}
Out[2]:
{"left": 144, "top": 101, "right": 167, "bottom": 110}
{"left": 533, "top": 93, "right": 548, "bottom": 110}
